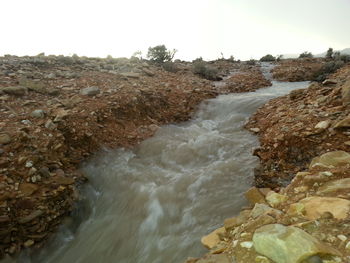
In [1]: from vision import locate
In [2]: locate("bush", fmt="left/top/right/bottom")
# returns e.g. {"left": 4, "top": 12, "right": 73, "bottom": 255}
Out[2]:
{"left": 299, "top": 51, "right": 313, "bottom": 58}
{"left": 192, "top": 61, "right": 220, "bottom": 80}
{"left": 260, "top": 54, "right": 276, "bottom": 62}
{"left": 162, "top": 61, "right": 179, "bottom": 73}
{"left": 246, "top": 59, "right": 256, "bottom": 65}
{"left": 147, "top": 45, "right": 177, "bottom": 64}
{"left": 314, "top": 60, "right": 345, "bottom": 81}
{"left": 326, "top": 48, "right": 333, "bottom": 59}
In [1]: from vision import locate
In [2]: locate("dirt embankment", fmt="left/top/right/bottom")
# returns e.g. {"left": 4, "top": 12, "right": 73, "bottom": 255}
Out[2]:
{"left": 272, "top": 58, "right": 325, "bottom": 81}
{"left": 187, "top": 63, "right": 350, "bottom": 263}
{"left": 0, "top": 55, "right": 270, "bottom": 257}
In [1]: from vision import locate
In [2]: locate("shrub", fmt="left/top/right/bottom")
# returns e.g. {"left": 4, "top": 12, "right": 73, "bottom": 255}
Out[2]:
{"left": 147, "top": 45, "right": 177, "bottom": 64}
{"left": 192, "top": 61, "right": 220, "bottom": 80}
{"left": 162, "top": 61, "right": 179, "bottom": 73}
{"left": 326, "top": 48, "right": 333, "bottom": 59}
{"left": 314, "top": 60, "right": 344, "bottom": 81}
{"left": 246, "top": 59, "right": 256, "bottom": 65}
{"left": 299, "top": 51, "right": 313, "bottom": 58}
{"left": 260, "top": 54, "right": 276, "bottom": 62}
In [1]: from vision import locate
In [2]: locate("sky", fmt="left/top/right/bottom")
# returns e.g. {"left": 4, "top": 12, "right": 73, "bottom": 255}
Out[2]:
{"left": 0, "top": 0, "right": 349, "bottom": 61}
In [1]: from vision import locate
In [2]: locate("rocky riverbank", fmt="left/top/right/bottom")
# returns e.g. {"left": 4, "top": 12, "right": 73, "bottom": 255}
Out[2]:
{"left": 0, "top": 55, "right": 270, "bottom": 258}
{"left": 187, "top": 63, "right": 350, "bottom": 262}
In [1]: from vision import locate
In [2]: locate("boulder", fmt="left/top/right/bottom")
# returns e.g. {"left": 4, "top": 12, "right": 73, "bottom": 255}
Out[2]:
{"left": 253, "top": 224, "right": 341, "bottom": 263}
{"left": 309, "top": 151, "right": 350, "bottom": 169}
{"left": 299, "top": 196, "right": 350, "bottom": 220}
{"left": 0, "top": 86, "right": 27, "bottom": 96}
{"left": 201, "top": 227, "right": 225, "bottom": 249}
{"left": 80, "top": 86, "right": 100, "bottom": 96}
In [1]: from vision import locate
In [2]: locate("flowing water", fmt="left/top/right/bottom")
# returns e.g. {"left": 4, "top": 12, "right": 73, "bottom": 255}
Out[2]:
{"left": 12, "top": 65, "right": 309, "bottom": 263}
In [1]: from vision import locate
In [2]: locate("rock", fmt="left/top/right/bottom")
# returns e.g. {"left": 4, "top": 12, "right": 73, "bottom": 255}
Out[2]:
{"left": 240, "top": 241, "right": 253, "bottom": 248}
{"left": 322, "top": 79, "right": 337, "bottom": 85}
{"left": 0, "top": 86, "right": 27, "bottom": 96}
{"left": 121, "top": 72, "right": 140, "bottom": 79}
{"left": 265, "top": 191, "right": 288, "bottom": 207}
{"left": 196, "top": 254, "right": 231, "bottom": 263}
{"left": 245, "top": 187, "right": 266, "bottom": 204}
{"left": 255, "top": 256, "right": 271, "bottom": 263}
{"left": 317, "top": 178, "right": 350, "bottom": 194}
{"left": 45, "top": 119, "right": 57, "bottom": 130}
{"left": 250, "top": 203, "right": 282, "bottom": 219}
{"left": 314, "top": 120, "right": 331, "bottom": 130}
{"left": 253, "top": 224, "right": 341, "bottom": 263}
{"left": 341, "top": 79, "right": 350, "bottom": 104}
{"left": 23, "top": 240, "right": 34, "bottom": 248}
{"left": 289, "top": 89, "right": 305, "bottom": 100}
{"left": 18, "top": 210, "right": 44, "bottom": 224}
{"left": 333, "top": 116, "right": 350, "bottom": 129}
{"left": 53, "top": 109, "right": 69, "bottom": 122}
{"left": 80, "top": 86, "right": 100, "bottom": 96}
{"left": 250, "top": 128, "right": 260, "bottom": 133}
{"left": 299, "top": 196, "right": 350, "bottom": 220}
{"left": 19, "top": 78, "right": 47, "bottom": 94}
{"left": 309, "top": 151, "right": 350, "bottom": 169}
{"left": 287, "top": 203, "right": 305, "bottom": 216}
{"left": 201, "top": 227, "right": 225, "bottom": 249}
{"left": 224, "top": 210, "right": 251, "bottom": 230}
{"left": 52, "top": 176, "right": 74, "bottom": 185}
{"left": 0, "top": 133, "right": 11, "bottom": 145}
{"left": 31, "top": 109, "right": 45, "bottom": 118}
{"left": 19, "top": 183, "right": 39, "bottom": 196}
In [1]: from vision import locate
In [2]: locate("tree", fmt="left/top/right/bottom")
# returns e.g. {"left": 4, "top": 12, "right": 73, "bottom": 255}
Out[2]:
{"left": 147, "top": 45, "right": 177, "bottom": 63}
{"left": 260, "top": 54, "right": 276, "bottom": 62}
{"left": 326, "top": 48, "right": 333, "bottom": 59}
{"left": 299, "top": 51, "right": 313, "bottom": 58}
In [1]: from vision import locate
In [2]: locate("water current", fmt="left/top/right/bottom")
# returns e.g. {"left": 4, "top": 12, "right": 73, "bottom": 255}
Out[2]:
{"left": 11, "top": 64, "right": 310, "bottom": 263}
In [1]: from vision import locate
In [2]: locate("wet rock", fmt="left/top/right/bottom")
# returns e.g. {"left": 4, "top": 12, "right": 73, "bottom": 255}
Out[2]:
{"left": 31, "top": 109, "right": 45, "bottom": 118}
{"left": 0, "top": 133, "right": 12, "bottom": 145}
{"left": 0, "top": 86, "right": 27, "bottom": 96}
{"left": 253, "top": 224, "right": 341, "bottom": 263}
{"left": 309, "top": 151, "right": 350, "bottom": 169}
{"left": 299, "top": 196, "right": 350, "bottom": 220}
{"left": 333, "top": 116, "right": 350, "bottom": 129}
{"left": 80, "top": 86, "right": 100, "bottom": 96}
{"left": 201, "top": 227, "right": 225, "bottom": 249}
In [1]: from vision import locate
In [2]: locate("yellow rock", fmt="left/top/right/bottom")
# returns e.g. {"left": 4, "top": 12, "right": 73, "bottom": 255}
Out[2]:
{"left": 201, "top": 227, "right": 226, "bottom": 249}
{"left": 299, "top": 196, "right": 350, "bottom": 220}
{"left": 245, "top": 187, "right": 267, "bottom": 205}
{"left": 265, "top": 191, "right": 288, "bottom": 207}
{"left": 317, "top": 178, "right": 350, "bottom": 194}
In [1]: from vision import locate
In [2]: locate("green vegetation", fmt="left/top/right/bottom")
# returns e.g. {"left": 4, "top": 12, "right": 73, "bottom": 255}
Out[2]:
{"left": 192, "top": 59, "right": 220, "bottom": 80}
{"left": 260, "top": 54, "right": 276, "bottom": 62}
{"left": 147, "top": 45, "right": 177, "bottom": 64}
{"left": 299, "top": 51, "right": 313, "bottom": 58}
{"left": 326, "top": 48, "right": 333, "bottom": 59}
{"left": 162, "top": 61, "right": 179, "bottom": 73}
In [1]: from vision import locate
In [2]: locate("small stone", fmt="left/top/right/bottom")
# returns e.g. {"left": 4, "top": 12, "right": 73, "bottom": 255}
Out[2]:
{"left": 19, "top": 183, "right": 38, "bottom": 196}
{"left": 196, "top": 254, "right": 231, "bottom": 263}
{"left": 322, "top": 79, "right": 337, "bottom": 85}
{"left": 0, "top": 133, "right": 11, "bottom": 144}
{"left": 45, "top": 119, "right": 57, "bottom": 130}
{"left": 314, "top": 120, "right": 331, "bottom": 130}
{"left": 0, "top": 86, "right": 27, "bottom": 96}
{"left": 80, "top": 86, "right": 100, "bottom": 96}
{"left": 250, "top": 203, "right": 282, "bottom": 219}
{"left": 224, "top": 210, "right": 250, "bottom": 230}
{"left": 30, "top": 109, "right": 45, "bottom": 118}
{"left": 345, "top": 241, "right": 350, "bottom": 250}
{"left": 24, "top": 240, "right": 34, "bottom": 248}
{"left": 240, "top": 241, "right": 253, "bottom": 249}
{"left": 25, "top": 161, "right": 33, "bottom": 168}
{"left": 18, "top": 210, "right": 43, "bottom": 224}
{"left": 250, "top": 128, "right": 260, "bottom": 133}
{"left": 255, "top": 256, "right": 271, "bottom": 263}
{"left": 337, "top": 235, "right": 347, "bottom": 242}
{"left": 334, "top": 116, "right": 350, "bottom": 129}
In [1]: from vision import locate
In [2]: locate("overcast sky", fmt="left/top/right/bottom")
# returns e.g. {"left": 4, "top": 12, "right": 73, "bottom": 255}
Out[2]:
{"left": 0, "top": 0, "right": 349, "bottom": 60}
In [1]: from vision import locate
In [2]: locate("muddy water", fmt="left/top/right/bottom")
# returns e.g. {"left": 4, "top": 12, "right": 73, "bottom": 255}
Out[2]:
{"left": 15, "top": 72, "right": 309, "bottom": 263}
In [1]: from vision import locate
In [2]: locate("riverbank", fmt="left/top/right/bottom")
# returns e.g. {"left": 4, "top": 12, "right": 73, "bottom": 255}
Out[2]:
{"left": 0, "top": 55, "right": 271, "bottom": 258}
{"left": 189, "top": 63, "right": 350, "bottom": 262}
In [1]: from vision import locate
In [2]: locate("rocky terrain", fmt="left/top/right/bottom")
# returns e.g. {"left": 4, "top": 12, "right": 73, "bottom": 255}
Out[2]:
{"left": 187, "top": 63, "right": 350, "bottom": 262}
{"left": 0, "top": 55, "right": 270, "bottom": 258}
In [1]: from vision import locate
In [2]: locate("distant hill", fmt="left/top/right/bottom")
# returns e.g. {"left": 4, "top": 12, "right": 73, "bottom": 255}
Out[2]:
{"left": 283, "top": 48, "right": 350, "bottom": 58}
